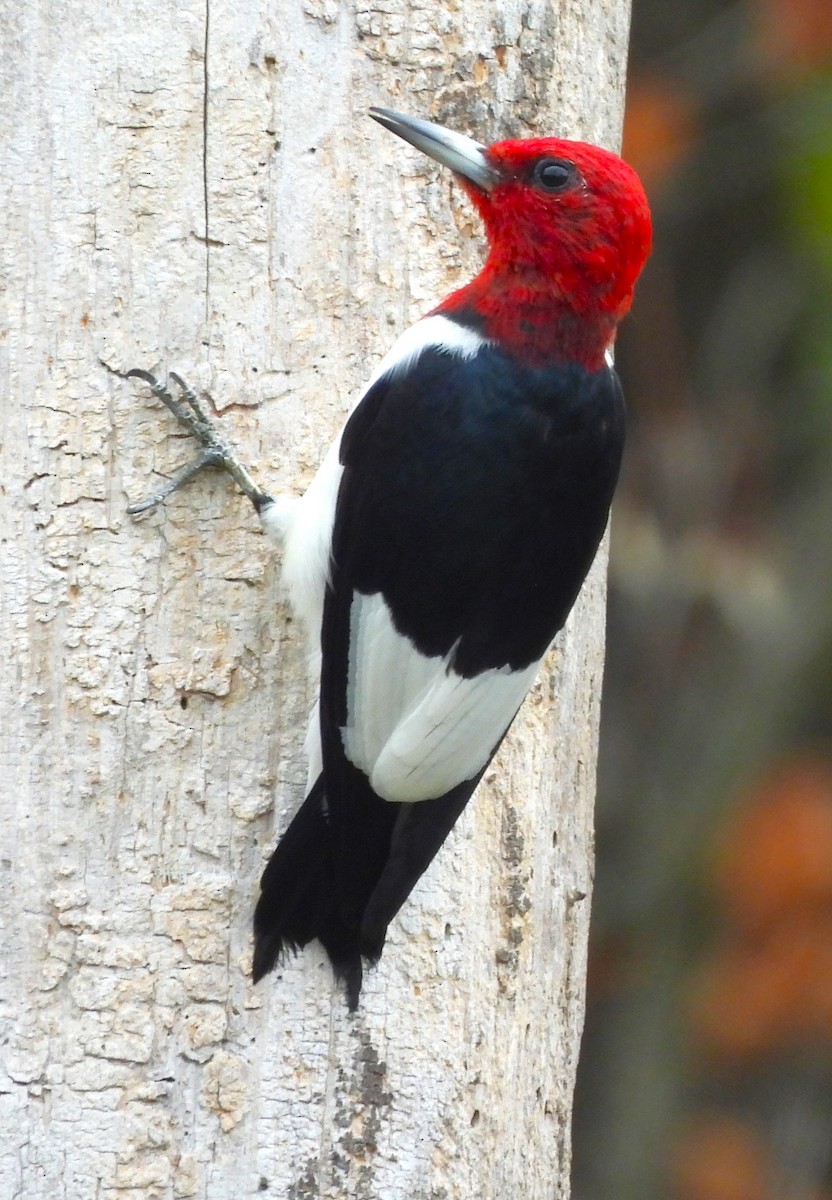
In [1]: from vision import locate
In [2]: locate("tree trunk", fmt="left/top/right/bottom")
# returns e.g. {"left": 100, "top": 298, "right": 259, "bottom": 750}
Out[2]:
{"left": 1, "top": 1, "right": 631, "bottom": 1196}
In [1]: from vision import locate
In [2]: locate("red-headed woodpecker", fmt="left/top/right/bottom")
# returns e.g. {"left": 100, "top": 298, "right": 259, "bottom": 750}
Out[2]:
{"left": 127, "top": 109, "right": 652, "bottom": 1009}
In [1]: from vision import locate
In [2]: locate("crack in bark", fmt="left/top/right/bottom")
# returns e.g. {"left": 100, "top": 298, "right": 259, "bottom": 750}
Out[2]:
{"left": 202, "top": 0, "right": 211, "bottom": 316}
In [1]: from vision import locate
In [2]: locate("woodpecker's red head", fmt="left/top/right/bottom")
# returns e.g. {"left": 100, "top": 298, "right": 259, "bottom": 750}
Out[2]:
{"left": 371, "top": 108, "right": 652, "bottom": 370}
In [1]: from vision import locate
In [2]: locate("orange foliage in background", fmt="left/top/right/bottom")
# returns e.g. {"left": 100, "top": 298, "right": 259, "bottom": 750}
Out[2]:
{"left": 717, "top": 761, "right": 832, "bottom": 933}
{"left": 751, "top": 0, "right": 832, "bottom": 73}
{"left": 674, "top": 1117, "right": 783, "bottom": 1200}
{"left": 694, "top": 761, "right": 832, "bottom": 1062}
{"left": 622, "top": 76, "right": 700, "bottom": 189}
{"left": 678, "top": 762, "right": 832, "bottom": 1197}
{"left": 675, "top": 1114, "right": 832, "bottom": 1200}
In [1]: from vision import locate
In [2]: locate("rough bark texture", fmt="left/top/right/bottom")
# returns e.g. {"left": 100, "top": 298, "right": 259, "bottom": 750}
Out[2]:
{"left": 1, "top": 1, "right": 631, "bottom": 1196}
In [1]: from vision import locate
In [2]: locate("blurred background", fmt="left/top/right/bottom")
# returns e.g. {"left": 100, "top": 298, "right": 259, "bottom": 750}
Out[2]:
{"left": 571, "top": 0, "right": 832, "bottom": 1196}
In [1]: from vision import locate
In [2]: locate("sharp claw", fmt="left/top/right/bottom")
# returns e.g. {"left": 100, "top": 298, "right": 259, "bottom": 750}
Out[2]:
{"left": 125, "top": 369, "right": 171, "bottom": 401}
{"left": 126, "top": 368, "right": 163, "bottom": 387}
{"left": 168, "top": 371, "right": 195, "bottom": 398}
{"left": 126, "top": 487, "right": 178, "bottom": 517}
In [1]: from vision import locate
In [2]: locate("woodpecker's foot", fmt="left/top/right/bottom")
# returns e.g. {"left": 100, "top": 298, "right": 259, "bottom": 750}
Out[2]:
{"left": 126, "top": 370, "right": 273, "bottom": 516}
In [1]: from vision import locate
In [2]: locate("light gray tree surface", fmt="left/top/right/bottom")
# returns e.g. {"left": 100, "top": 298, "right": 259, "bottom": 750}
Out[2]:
{"left": 1, "top": 1, "right": 631, "bottom": 1196}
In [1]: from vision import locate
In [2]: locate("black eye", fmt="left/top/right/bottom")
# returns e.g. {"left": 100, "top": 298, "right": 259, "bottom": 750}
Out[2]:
{"left": 533, "top": 158, "right": 576, "bottom": 193}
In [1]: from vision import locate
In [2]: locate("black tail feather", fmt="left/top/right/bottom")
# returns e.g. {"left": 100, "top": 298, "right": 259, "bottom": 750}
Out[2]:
{"left": 252, "top": 766, "right": 482, "bottom": 1007}
{"left": 252, "top": 774, "right": 394, "bottom": 1006}
{"left": 252, "top": 776, "right": 334, "bottom": 980}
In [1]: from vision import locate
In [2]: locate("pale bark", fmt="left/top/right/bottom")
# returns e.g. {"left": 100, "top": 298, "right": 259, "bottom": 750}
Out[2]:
{"left": 0, "top": 1, "right": 631, "bottom": 1196}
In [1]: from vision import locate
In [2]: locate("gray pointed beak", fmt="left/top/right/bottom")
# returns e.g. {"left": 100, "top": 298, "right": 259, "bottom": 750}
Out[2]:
{"left": 370, "top": 107, "right": 501, "bottom": 191}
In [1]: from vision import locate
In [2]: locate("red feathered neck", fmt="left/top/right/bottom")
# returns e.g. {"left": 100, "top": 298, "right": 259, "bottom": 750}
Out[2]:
{"left": 438, "top": 270, "right": 622, "bottom": 370}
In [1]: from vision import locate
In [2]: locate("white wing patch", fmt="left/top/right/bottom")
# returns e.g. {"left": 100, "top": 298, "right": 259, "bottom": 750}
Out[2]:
{"left": 342, "top": 592, "right": 540, "bottom": 803}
